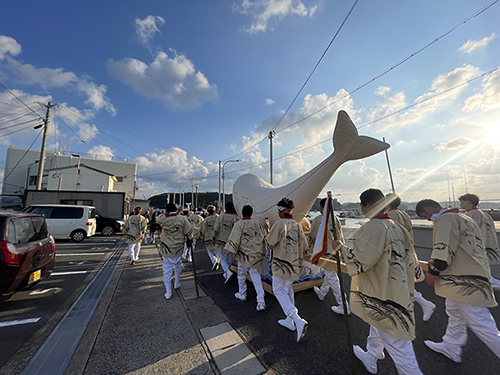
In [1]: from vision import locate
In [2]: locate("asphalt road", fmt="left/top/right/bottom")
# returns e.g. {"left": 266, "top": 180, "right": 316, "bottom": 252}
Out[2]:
{"left": 193, "top": 246, "right": 500, "bottom": 375}
{"left": 0, "top": 234, "right": 123, "bottom": 371}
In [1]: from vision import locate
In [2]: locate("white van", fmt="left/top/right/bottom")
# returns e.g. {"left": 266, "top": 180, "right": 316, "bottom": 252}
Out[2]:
{"left": 23, "top": 204, "right": 97, "bottom": 242}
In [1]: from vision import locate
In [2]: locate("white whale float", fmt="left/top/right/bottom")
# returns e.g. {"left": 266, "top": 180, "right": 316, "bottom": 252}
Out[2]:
{"left": 233, "top": 110, "right": 390, "bottom": 224}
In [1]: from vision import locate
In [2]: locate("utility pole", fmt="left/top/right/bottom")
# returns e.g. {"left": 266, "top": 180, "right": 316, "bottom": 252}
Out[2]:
{"left": 191, "top": 178, "right": 194, "bottom": 212}
{"left": 36, "top": 102, "right": 58, "bottom": 190}
{"left": 218, "top": 161, "right": 222, "bottom": 212}
{"left": 269, "top": 131, "right": 274, "bottom": 185}
{"left": 383, "top": 137, "right": 395, "bottom": 193}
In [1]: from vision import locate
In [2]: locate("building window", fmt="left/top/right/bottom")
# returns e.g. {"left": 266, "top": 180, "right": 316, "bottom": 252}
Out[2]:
{"left": 115, "top": 176, "right": 124, "bottom": 182}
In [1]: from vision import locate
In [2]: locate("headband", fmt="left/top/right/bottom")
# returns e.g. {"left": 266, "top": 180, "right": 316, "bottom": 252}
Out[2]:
{"left": 278, "top": 206, "right": 293, "bottom": 214}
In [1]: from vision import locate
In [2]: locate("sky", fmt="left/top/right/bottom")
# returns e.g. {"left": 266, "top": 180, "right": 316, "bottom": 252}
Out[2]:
{"left": 1, "top": 0, "right": 499, "bottom": 205}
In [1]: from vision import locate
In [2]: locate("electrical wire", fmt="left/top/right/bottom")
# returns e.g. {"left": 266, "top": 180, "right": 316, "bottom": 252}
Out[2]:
{"left": 0, "top": 82, "right": 44, "bottom": 120}
{"left": 270, "top": 0, "right": 360, "bottom": 133}
{"left": 0, "top": 118, "right": 41, "bottom": 132}
{"left": 0, "top": 127, "right": 44, "bottom": 186}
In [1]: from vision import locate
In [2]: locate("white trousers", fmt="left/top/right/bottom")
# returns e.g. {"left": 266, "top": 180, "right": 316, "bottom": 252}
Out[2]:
{"left": 366, "top": 326, "right": 423, "bottom": 375}
{"left": 237, "top": 262, "right": 265, "bottom": 303}
{"left": 183, "top": 239, "right": 196, "bottom": 260}
{"left": 128, "top": 243, "right": 141, "bottom": 261}
{"left": 442, "top": 298, "right": 500, "bottom": 358}
{"left": 216, "top": 251, "right": 233, "bottom": 273}
{"left": 272, "top": 276, "right": 297, "bottom": 317}
{"left": 318, "top": 269, "right": 345, "bottom": 304}
{"left": 162, "top": 256, "right": 182, "bottom": 293}
{"left": 490, "top": 276, "right": 500, "bottom": 291}
{"left": 207, "top": 249, "right": 219, "bottom": 265}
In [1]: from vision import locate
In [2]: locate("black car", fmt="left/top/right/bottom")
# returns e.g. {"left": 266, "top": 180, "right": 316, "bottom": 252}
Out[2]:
{"left": 0, "top": 211, "right": 55, "bottom": 302}
{"left": 95, "top": 211, "right": 124, "bottom": 236}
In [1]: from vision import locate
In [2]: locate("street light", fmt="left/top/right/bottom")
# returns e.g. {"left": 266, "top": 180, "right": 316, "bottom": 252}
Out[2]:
{"left": 182, "top": 185, "right": 191, "bottom": 210}
{"left": 222, "top": 159, "right": 242, "bottom": 210}
{"left": 195, "top": 184, "right": 199, "bottom": 209}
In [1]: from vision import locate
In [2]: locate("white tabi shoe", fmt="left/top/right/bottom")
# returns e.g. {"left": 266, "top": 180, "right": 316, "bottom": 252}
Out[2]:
{"left": 421, "top": 301, "right": 436, "bottom": 322}
{"left": 313, "top": 286, "right": 325, "bottom": 301}
{"left": 353, "top": 345, "right": 377, "bottom": 374}
{"left": 278, "top": 317, "right": 296, "bottom": 331}
{"left": 424, "top": 340, "right": 461, "bottom": 363}
{"left": 256, "top": 302, "right": 266, "bottom": 311}
{"left": 164, "top": 291, "right": 172, "bottom": 300}
{"left": 224, "top": 270, "right": 233, "bottom": 284}
{"left": 174, "top": 283, "right": 181, "bottom": 290}
{"left": 292, "top": 314, "right": 308, "bottom": 343}
{"left": 234, "top": 292, "right": 247, "bottom": 301}
{"left": 331, "top": 304, "right": 350, "bottom": 315}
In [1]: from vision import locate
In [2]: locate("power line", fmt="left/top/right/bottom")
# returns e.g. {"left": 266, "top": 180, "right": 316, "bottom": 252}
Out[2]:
{"left": 274, "top": 0, "right": 500, "bottom": 135}
{"left": 0, "top": 82, "right": 44, "bottom": 120}
{"left": 270, "top": 0, "right": 360, "bottom": 133}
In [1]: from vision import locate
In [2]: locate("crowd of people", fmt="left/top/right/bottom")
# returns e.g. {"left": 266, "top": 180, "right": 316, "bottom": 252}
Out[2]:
{"left": 123, "top": 189, "right": 500, "bottom": 374}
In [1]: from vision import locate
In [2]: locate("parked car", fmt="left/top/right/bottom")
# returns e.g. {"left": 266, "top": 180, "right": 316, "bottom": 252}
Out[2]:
{"left": 95, "top": 210, "right": 124, "bottom": 236}
{"left": 23, "top": 204, "right": 96, "bottom": 242}
{"left": 0, "top": 211, "right": 55, "bottom": 302}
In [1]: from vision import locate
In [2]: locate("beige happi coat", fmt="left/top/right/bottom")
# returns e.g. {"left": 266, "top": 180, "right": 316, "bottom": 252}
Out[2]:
{"left": 214, "top": 213, "right": 239, "bottom": 253}
{"left": 266, "top": 218, "right": 308, "bottom": 281}
{"left": 341, "top": 217, "right": 423, "bottom": 341}
{"left": 466, "top": 209, "right": 500, "bottom": 265}
{"left": 156, "top": 213, "right": 192, "bottom": 259}
{"left": 201, "top": 214, "right": 218, "bottom": 251}
{"left": 387, "top": 208, "right": 413, "bottom": 235}
{"left": 432, "top": 212, "right": 497, "bottom": 308}
{"left": 123, "top": 214, "right": 147, "bottom": 244}
{"left": 308, "top": 214, "right": 345, "bottom": 255}
{"left": 188, "top": 213, "right": 204, "bottom": 239}
{"left": 224, "top": 218, "right": 266, "bottom": 269}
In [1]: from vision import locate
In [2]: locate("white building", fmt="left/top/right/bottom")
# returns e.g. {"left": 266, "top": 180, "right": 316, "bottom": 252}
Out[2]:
{"left": 2, "top": 146, "right": 137, "bottom": 196}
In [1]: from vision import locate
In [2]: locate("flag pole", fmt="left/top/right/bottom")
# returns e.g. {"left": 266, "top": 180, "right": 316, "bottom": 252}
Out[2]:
{"left": 327, "top": 191, "right": 357, "bottom": 375}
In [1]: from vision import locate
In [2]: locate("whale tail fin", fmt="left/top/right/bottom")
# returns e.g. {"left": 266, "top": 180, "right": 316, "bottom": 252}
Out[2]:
{"left": 333, "top": 110, "right": 389, "bottom": 161}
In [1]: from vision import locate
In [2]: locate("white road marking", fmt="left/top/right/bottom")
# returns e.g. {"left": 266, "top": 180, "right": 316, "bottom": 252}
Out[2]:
{"left": 68, "top": 261, "right": 89, "bottom": 265}
{"left": 0, "top": 318, "right": 41, "bottom": 327}
{"left": 56, "top": 253, "right": 105, "bottom": 256}
{"left": 55, "top": 243, "right": 112, "bottom": 246}
{"left": 51, "top": 271, "right": 88, "bottom": 276}
{"left": 30, "top": 287, "right": 63, "bottom": 295}
{"left": 91, "top": 247, "right": 109, "bottom": 250}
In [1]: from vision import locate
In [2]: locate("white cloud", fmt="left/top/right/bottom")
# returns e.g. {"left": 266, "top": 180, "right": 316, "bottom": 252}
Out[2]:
{"left": 0, "top": 35, "right": 116, "bottom": 115}
{"left": 107, "top": 50, "right": 218, "bottom": 109}
{"left": 375, "top": 86, "right": 391, "bottom": 96}
{"left": 0, "top": 35, "right": 21, "bottom": 59}
{"left": 235, "top": 0, "right": 318, "bottom": 34}
{"left": 435, "top": 137, "right": 473, "bottom": 152}
{"left": 459, "top": 33, "right": 496, "bottom": 54}
{"left": 135, "top": 16, "right": 165, "bottom": 48}
{"left": 265, "top": 98, "right": 275, "bottom": 105}
{"left": 463, "top": 69, "right": 500, "bottom": 112}
{"left": 88, "top": 145, "right": 115, "bottom": 160}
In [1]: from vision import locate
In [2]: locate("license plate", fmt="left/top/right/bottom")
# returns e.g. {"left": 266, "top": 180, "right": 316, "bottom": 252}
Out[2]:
{"left": 29, "top": 270, "right": 41, "bottom": 284}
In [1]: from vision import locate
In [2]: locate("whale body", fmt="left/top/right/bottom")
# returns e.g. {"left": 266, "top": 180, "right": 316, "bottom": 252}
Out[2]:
{"left": 232, "top": 110, "right": 390, "bottom": 224}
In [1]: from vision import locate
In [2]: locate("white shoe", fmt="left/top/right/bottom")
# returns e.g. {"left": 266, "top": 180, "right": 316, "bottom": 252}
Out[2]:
{"left": 421, "top": 301, "right": 436, "bottom": 322}
{"left": 256, "top": 302, "right": 266, "bottom": 311}
{"left": 353, "top": 345, "right": 377, "bottom": 374}
{"left": 278, "top": 317, "right": 296, "bottom": 331}
{"left": 331, "top": 305, "right": 350, "bottom": 315}
{"left": 313, "top": 286, "right": 325, "bottom": 301}
{"left": 234, "top": 292, "right": 247, "bottom": 301}
{"left": 224, "top": 270, "right": 233, "bottom": 284}
{"left": 292, "top": 315, "right": 308, "bottom": 343}
{"left": 164, "top": 291, "right": 172, "bottom": 300}
{"left": 424, "top": 340, "right": 461, "bottom": 363}
{"left": 174, "top": 283, "right": 180, "bottom": 290}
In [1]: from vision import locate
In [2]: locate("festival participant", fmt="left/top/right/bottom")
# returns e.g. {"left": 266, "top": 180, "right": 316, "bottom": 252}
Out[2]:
{"left": 386, "top": 193, "right": 436, "bottom": 321}
{"left": 458, "top": 193, "right": 500, "bottom": 291}
{"left": 214, "top": 202, "right": 239, "bottom": 283}
{"left": 156, "top": 203, "right": 193, "bottom": 299}
{"left": 225, "top": 205, "right": 267, "bottom": 311}
{"left": 308, "top": 197, "right": 350, "bottom": 315}
{"left": 123, "top": 206, "right": 147, "bottom": 265}
{"left": 266, "top": 198, "right": 309, "bottom": 343}
{"left": 416, "top": 199, "right": 500, "bottom": 362}
{"left": 332, "top": 189, "right": 424, "bottom": 375}
{"left": 184, "top": 208, "right": 204, "bottom": 262}
{"left": 201, "top": 205, "right": 219, "bottom": 271}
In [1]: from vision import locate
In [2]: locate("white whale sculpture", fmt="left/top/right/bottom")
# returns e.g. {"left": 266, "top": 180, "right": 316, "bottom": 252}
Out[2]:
{"left": 232, "top": 110, "right": 390, "bottom": 225}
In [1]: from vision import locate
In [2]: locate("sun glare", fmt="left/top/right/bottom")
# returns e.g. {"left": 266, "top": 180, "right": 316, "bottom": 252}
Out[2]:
{"left": 484, "top": 121, "right": 500, "bottom": 151}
